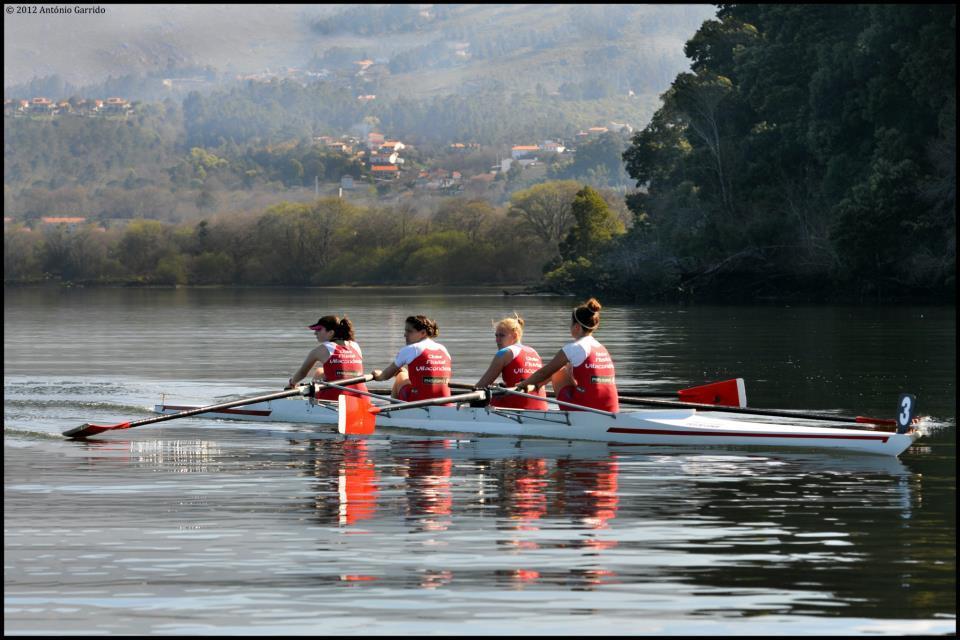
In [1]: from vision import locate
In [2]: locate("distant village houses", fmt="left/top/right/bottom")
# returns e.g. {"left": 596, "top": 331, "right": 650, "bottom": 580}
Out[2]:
{"left": 371, "top": 164, "right": 400, "bottom": 181}
{"left": 5, "top": 96, "right": 132, "bottom": 117}
{"left": 366, "top": 132, "right": 386, "bottom": 148}
{"left": 511, "top": 145, "right": 540, "bottom": 160}
{"left": 540, "top": 140, "right": 566, "bottom": 154}
{"left": 103, "top": 97, "right": 131, "bottom": 114}
{"left": 368, "top": 140, "right": 407, "bottom": 167}
{"left": 415, "top": 169, "right": 463, "bottom": 192}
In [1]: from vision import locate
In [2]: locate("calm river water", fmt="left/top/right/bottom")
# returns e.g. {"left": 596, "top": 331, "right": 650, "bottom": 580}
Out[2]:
{"left": 4, "top": 287, "right": 956, "bottom": 635}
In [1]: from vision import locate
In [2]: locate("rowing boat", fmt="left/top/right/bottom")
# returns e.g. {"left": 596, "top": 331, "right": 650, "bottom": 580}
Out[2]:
{"left": 154, "top": 394, "right": 919, "bottom": 457}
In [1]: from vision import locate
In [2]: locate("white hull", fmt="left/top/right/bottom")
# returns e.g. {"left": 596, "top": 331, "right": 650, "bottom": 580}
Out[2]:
{"left": 154, "top": 396, "right": 919, "bottom": 457}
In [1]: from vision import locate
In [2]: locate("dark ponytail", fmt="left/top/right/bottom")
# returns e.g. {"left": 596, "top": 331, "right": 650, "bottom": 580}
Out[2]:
{"left": 571, "top": 298, "right": 602, "bottom": 332}
{"left": 335, "top": 317, "right": 355, "bottom": 341}
{"left": 309, "top": 314, "right": 355, "bottom": 341}
{"left": 406, "top": 314, "right": 439, "bottom": 338}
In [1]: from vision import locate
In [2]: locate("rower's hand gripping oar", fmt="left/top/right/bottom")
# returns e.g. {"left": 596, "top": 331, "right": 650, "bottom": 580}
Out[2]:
{"left": 63, "top": 373, "right": 376, "bottom": 439}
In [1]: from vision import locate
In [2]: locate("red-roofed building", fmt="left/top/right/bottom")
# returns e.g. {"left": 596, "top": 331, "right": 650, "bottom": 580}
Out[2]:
{"left": 511, "top": 145, "right": 539, "bottom": 160}
{"left": 29, "top": 97, "right": 55, "bottom": 113}
{"left": 41, "top": 217, "right": 87, "bottom": 225}
{"left": 371, "top": 164, "right": 400, "bottom": 180}
{"left": 103, "top": 97, "right": 131, "bottom": 114}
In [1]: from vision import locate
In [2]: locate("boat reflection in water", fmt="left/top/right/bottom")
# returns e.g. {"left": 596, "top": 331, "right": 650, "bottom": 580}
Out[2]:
{"left": 65, "top": 432, "right": 934, "bottom": 617}
{"left": 278, "top": 434, "right": 922, "bottom": 602}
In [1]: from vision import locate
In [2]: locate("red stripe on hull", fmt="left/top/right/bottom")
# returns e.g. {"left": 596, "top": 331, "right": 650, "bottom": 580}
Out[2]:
{"left": 607, "top": 427, "right": 890, "bottom": 443}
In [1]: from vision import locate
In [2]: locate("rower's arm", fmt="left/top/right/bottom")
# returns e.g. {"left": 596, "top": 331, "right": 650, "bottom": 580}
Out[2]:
{"left": 375, "top": 362, "right": 402, "bottom": 381}
{"left": 475, "top": 351, "right": 511, "bottom": 388}
{"left": 519, "top": 350, "right": 569, "bottom": 389}
{"left": 289, "top": 346, "right": 330, "bottom": 387}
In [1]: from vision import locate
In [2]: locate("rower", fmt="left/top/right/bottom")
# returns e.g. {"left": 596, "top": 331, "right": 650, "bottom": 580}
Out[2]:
{"left": 516, "top": 298, "right": 619, "bottom": 412}
{"left": 374, "top": 315, "right": 453, "bottom": 401}
{"left": 287, "top": 315, "right": 369, "bottom": 400}
{"left": 475, "top": 314, "right": 548, "bottom": 410}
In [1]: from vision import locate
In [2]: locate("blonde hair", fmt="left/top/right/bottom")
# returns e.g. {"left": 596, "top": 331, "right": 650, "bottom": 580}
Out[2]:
{"left": 494, "top": 313, "right": 525, "bottom": 340}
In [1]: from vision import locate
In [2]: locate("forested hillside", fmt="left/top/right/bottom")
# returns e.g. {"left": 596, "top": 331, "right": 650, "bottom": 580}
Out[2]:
{"left": 581, "top": 4, "right": 955, "bottom": 302}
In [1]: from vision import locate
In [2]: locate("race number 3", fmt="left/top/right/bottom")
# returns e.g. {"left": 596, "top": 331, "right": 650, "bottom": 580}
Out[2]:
{"left": 896, "top": 394, "right": 917, "bottom": 434}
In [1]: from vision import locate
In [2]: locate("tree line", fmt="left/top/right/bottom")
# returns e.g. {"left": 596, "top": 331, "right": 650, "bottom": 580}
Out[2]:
{"left": 4, "top": 183, "right": 626, "bottom": 287}
{"left": 593, "top": 4, "right": 955, "bottom": 302}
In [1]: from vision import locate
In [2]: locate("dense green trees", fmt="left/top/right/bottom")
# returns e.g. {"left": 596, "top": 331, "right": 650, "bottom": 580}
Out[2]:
{"left": 506, "top": 181, "right": 583, "bottom": 260}
{"left": 3, "top": 194, "right": 553, "bottom": 286}
{"left": 614, "top": 4, "right": 955, "bottom": 301}
{"left": 544, "top": 186, "right": 626, "bottom": 292}
{"left": 550, "top": 131, "right": 633, "bottom": 187}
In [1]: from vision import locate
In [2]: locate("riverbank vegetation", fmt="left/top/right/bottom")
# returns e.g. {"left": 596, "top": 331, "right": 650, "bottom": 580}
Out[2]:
{"left": 4, "top": 187, "right": 613, "bottom": 286}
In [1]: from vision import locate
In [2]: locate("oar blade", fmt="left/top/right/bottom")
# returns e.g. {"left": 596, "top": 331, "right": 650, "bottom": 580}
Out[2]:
{"left": 63, "top": 422, "right": 130, "bottom": 439}
{"left": 677, "top": 378, "right": 746, "bottom": 408}
{"left": 338, "top": 394, "right": 378, "bottom": 435}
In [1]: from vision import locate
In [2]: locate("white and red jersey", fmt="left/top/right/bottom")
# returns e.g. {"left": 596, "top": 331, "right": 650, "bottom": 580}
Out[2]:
{"left": 316, "top": 340, "right": 368, "bottom": 400}
{"left": 395, "top": 338, "right": 452, "bottom": 400}
{"left": 491, "top": 343, "right": 548, "bottom": 410}
{"left": 559, "top": 335, "right": 619, "bottom": 412}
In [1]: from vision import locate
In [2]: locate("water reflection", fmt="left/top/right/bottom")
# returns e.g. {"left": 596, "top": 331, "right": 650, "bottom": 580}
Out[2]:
{"left": 270, "top": 435, "right": 942, "bottom": 612}
{"left": 73, "top": 438, "right": 224, "bottom": 472}
{"left": 401, "top": 440, "right": 455, "bottom": 533}
{"left": 50, "top": 433, "right": 949, "bottom": 619}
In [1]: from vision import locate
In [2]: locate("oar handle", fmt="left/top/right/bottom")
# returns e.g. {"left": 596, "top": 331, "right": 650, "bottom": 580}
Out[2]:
{"left": 375, "top": 389, "right": 491, "bottom": 413}
{"left": 448, "top": 381, "right": 675, "bottom": 399}
{"left": 497, "top": 387, "right": 617, "bottom": 417}
{"left": 314, "top": 380, "right": 404, "bottom": 404}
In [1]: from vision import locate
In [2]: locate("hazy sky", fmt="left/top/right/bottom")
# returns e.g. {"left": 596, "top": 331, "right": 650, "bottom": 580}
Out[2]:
{"left": 4, "top": 4, "right": 716, "bottom": 89}
{"left": 4, "top": 4, "right": 335, "bottom": 87}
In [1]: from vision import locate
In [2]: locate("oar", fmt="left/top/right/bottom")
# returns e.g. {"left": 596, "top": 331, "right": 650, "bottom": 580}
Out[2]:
{"left": 495, "top": 386, "right": 617, "bottom": 417}
{"left": 449, "top": 378, "right": 746, "bottom": 408}
{"left": 338, "top": 389, "right": 494, "bottom": 435}
{"left": 63, "top": 373, "right": 376, "bottom": 439}
{"left": 337, "top": 386, "right": 623, "bottom": 436}
{"left": 616, "top": 395, "right": 899, "bottom": 428}
{"left": 315, "top": 379, "right": 403, "bottom": 405}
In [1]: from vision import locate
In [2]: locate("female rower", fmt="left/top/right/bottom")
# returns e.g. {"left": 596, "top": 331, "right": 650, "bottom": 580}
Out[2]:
{"left": 287, "top": 315, "right": 369, "bottom": 400}
{"left": 516, "top": 298, "right": 619, "bottom": 412}
{"left": 475, "top": 314, "right": 548, "bottom": 410}
{"left": 373, "top": 315, "right": 452, "bottom": 401}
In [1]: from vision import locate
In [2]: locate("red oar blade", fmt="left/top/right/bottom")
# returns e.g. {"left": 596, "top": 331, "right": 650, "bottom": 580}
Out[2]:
{"left": 63, "top": 422, "right": 131, "bottom": 439}
{"left": 677, "top": 378, "right": 746, "bottom": 408}
{"left": 338, "top": 395, "right": 379, "bottom": 435}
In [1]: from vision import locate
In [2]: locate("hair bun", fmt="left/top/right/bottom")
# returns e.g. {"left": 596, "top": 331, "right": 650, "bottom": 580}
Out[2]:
{"left": 585, "top": 298, "right": 602, "bottom": 313}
